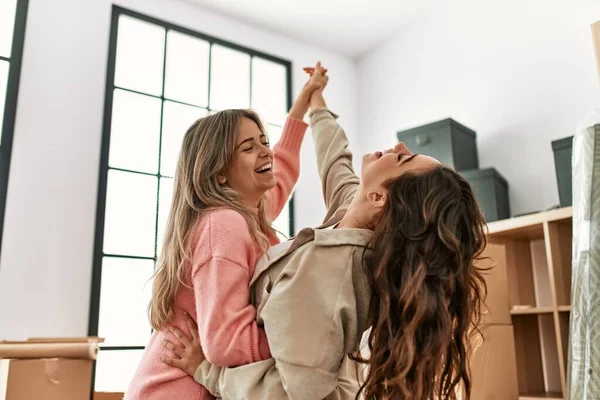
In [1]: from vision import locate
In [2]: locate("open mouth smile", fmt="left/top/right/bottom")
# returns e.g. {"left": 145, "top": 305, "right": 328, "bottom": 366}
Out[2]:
{"left": 255, "top": 162, "right": 272, "bottom": 174}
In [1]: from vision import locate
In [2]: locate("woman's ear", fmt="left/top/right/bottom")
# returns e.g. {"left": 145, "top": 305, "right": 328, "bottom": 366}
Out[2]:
{"left": 367, "top": 189, "right": 387, "bottom": 209}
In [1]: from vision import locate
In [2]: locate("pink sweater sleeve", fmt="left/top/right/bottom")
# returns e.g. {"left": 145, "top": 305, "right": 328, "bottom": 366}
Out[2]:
{"left": 264, "top": 117, "right": 308, "bottom": 222}
{"left": 192, "top": 210, "right": 271, "bottom": 367}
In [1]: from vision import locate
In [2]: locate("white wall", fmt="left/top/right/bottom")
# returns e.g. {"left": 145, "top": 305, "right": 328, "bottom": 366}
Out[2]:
{"left": 358, "top": 0, "right": 600, "bottom": 217}
{"left": 0, "top": 0, "right": 358, "bottom": 339}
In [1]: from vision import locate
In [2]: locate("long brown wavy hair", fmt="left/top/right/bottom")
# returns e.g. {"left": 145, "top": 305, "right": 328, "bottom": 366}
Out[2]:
{"left": 149, "top": 109, "right": 275, "bottom": 330}
{"left": 352, "top": 165, "right": 488, "bottom": 400}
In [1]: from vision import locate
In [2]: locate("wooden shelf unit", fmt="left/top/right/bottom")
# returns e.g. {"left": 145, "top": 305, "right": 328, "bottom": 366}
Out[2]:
{"left": 518, "top": 392, "right": 563, "bottom": 400}
{"left": 476, "top": 207, "right": 572, "bottom": 400}
{"left": 510, "top": 306, "right": 554, "bottom": 315}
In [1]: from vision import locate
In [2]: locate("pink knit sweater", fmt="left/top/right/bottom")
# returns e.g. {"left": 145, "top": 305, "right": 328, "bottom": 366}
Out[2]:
{"left": 125, "top": 117, "right": 307, "bottom": 400}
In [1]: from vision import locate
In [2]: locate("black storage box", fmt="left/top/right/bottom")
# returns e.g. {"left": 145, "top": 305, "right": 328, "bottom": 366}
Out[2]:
{"left": 551, "top": 136, "right": 573, "bottom": 207}
{"left": 397, "top": 118, "right": 479, "bottom": 171}
{"left": 460, "top": 168, "right": 510, "bottom": 222}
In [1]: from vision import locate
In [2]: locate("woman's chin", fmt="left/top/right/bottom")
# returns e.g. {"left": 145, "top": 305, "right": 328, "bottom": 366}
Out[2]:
{"left": 253, "top": 177, "right": 277, "bottom": 196}
{"left": 260, "top": 173, "right": 277, "bottom": 188}
{"left": 264, "top": 178, "right": 278, "bottom": 190}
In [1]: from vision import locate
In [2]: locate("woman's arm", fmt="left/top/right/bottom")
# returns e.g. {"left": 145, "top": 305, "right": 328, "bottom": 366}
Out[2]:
{"left": 309, "top": 91, "right": 360, "bottom": 222}
{"left": 262, "top": 117, "right": 306, "bottom": 222}
{"left": 191, "top": 242, "right": 366, "bottom": 399}
{"left": 166, "top": 244, "right": 365, "bottom": 399}
{"left": 194, "top": 357, "right": 360, "bottom": 400}
{"left": 191, "top": 209, "right": 271, "bottom": 366}
{"left": 166, "top": 317, "right": 361, "bottom": 399}
{"left": 262, "top": 63, "right": 326, "bottom": 221}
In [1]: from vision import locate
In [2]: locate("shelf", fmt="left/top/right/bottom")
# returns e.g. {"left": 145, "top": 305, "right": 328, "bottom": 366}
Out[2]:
{"left": 479, "top": 243, "right": 511, "bottom": 324}
{"left": 545, "top": 221, "right": 573, "bottom": 307}
{"left": 483, "top": 206, "right": 572, "bottom": 399}
{"left": 519, "top": 392, "right": 563, "bottom": 400}
{"left": 489, "top": 222, "right": 545, "bottom": 240}
{"left": 558, "top": 312, "right": 570, "bottom": 382}
{"left": 502, "top": 238, "right": 553, "bottom": 310}
{"left": 513, "top": 314, "right": 562, "bottom": 396}
{"left": 487, "top": 207, "right": 572, "bottom": 238}
{"left": 511, "top": 306, "right": 554, "bottom": 315}
{"left": 470, "top": 325, "right": 519, "bottom": 399}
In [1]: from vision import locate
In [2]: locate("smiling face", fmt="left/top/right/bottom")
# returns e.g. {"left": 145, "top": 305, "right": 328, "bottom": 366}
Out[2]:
{"left": 224, "top": 117, "right": 276, "bottom": 208}
{"left": 360, "top": 142, "right": 440, "bottom": 194}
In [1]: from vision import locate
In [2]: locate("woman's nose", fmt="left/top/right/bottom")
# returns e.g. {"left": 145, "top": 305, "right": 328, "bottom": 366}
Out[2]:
{"left": 259, "top": 145, "right": 273, "bottom": 158}
{"left": 396, "top": 142, "right": 413, "bottom": 155}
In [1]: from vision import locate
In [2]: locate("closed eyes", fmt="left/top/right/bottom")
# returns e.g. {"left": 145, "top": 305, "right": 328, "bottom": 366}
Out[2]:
{"left": 243, "top": 141, "right": 270, "bottom": 152}
{"left": 398, "top": 153, "right": 418, "bottom": 162}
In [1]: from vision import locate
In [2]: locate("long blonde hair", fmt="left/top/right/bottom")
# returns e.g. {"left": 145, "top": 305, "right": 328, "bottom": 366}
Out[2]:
{"left": 149, "top": 109, "right": 275, "bottom": 330}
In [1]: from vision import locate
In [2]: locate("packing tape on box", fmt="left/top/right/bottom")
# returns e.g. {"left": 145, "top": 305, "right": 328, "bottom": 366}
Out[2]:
{"left": 44, "top": 359, "right": 61, "bottom": 385}
{"left": 0, "top": 343, "right": 98, "bottom": 360}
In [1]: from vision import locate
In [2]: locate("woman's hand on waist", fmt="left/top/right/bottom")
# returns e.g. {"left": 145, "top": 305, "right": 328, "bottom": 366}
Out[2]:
{"left": 162, "top": 311, "right": 205, "bottom": 377}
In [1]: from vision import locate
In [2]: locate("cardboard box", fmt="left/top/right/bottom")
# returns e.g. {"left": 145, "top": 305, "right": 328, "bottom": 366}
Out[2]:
{"left": 0, "top": 337, "right": 101, "bottom": 400}
{"left": 0, "top": 358, "right": 92, "bottom": 400}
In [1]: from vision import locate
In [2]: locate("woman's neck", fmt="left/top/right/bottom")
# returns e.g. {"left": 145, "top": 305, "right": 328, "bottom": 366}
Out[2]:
{"left": 337, "top": 197, "right": 376, "bottom": 230}
{"left": 336, "top": 211, "right": 361, "bottom": 229}
{"left": 239, "top": 193, "right": 262, "bottom": 211}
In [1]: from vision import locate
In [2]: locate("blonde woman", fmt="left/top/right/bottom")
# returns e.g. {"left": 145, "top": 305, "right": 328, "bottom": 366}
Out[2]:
{"left": 125, "top": 64, "right": 329, "bottom": 400}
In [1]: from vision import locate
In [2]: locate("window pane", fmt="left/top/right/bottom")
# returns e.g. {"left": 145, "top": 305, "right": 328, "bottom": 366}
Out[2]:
{"left": 252, "top": 58, "right": 287, "bottom": 126}
{"left": 160, "top": 101, "right": 207, "bottom": 177}
{"left": 103, "top": 170, "right": 158, "bottom": 257}
{"left": 209, "top": 45, "right": 250, "bottom": 110}
{"left": 267, "top": 124, "right": 282, "bottom": 147}
{"left": 164, "top": 31, "right": 209, "bottom": 107}
{"left": 98, "top": 257, "right": 153, "bottom": 346}
{"left": 273, "top": 203, "right": 290, "bottom": 238}
{"left": 157, "top": 177, "right": 174, "bottom": 257}
{"left": 0, "top": 0, "right": 17, "bottom": 58}
{"left": 109, "top": 89, "right": 161, "bottom": 173}
{"left": 0, "top": 61, "right": 8, "bottom": 144}
{"left": 95, "top": 349, "right": 144, "bottom": 392}
{"left": 115, "top": 15, "right": 165, "bottom": 96}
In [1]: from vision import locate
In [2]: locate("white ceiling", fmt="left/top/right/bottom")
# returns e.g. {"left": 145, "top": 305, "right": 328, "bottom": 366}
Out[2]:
{"left": 185, "top": 0, "right": 438, "bottom": 58}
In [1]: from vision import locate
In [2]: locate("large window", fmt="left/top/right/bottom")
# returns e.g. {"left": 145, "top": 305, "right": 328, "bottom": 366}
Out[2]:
{"left": 0, "top": 0, "right": 28, "bottom": 257}
{"left": 89, "top": 6, "right": 293, "bottom": 391}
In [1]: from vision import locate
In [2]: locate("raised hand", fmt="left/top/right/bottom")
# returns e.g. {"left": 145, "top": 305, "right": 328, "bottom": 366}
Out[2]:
{"left": 289, "top": 61, "right": 329, "bottom": 119}
{"left": 303, "top": 61, "right": 329, "bottom": 91}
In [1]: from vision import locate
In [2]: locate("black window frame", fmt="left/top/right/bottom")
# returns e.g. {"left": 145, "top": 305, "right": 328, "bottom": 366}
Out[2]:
{"left": 0, "top": 0, "right": 30, "bottom": 260}
{"left": 88, "top": 5, "right": 294, "bottom": 391}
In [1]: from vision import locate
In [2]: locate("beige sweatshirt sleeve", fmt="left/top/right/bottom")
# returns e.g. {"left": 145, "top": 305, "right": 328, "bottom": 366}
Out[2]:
{"left": 193, "top": 247, "right": 363, "bottom": 400}
{"left": 194, "top": 357, "right": 360, "bottom": 400}
{"left": 309, "top": 107, "right": 360, "bottom": 222}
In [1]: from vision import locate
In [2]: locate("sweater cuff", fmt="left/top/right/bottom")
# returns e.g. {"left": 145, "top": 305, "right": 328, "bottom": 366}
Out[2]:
{"left": 276, "top": 116, "right": 308, "bottom": 151}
